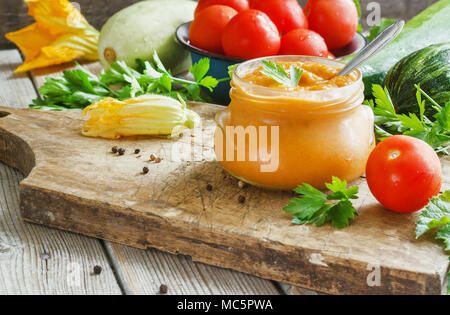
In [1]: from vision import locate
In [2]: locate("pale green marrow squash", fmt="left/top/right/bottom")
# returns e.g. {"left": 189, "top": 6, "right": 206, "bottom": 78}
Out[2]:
{"left": 98, "top": 0, "right": 196, "bottom": 74}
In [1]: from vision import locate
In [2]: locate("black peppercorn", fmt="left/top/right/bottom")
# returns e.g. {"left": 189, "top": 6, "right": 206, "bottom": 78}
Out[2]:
{"left": 93, "top": 265, "right": 102, "bottom": 275}
{"left": 135, "top": 149, "right": 140, "bottom": 154}
{"left": 111, "top": 146, "right": 118, "bottom": 154}
{"left": 143, "top": 167, "right": 149, "bottom": 174}
{"left": 159, "top": 284, "right": 168, "bottom": 294}
{"left": 118, "top": 148, "right": 125, "bottom": 156}
{"left": 206, "top": 184, "right": 213, "bottom": 191}
{"left": 238, "top": 195, "right": 246, "bottom": 204}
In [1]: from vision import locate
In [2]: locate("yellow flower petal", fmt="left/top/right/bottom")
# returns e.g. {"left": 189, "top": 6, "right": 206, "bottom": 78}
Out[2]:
{"left": 5, "top": 0, "right": 99, "bottom": 73}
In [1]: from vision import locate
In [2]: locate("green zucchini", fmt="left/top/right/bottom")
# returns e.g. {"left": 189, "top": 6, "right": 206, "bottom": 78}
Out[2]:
{"left": 384, "top": 43, "right": 450, "bottom": 117}
{"left": 358, "top": 0, "right": 450, "bottom": 97}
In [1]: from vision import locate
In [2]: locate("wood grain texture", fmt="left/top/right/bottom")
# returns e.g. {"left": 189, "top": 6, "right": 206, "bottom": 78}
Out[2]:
{"left": 31, "top": 61, "right": 282, "bottom": 296}
{"left": 0, "top": 50, "right": 35, "bottom": 109}
{"left": 0, "top": 164, "right": 122, "bottom": 295}
{"left": 107, "top": 244, "right": 280, "bottom": 295}
{"left": 0, "top": 104, "right": 447, "bottom": 295}
{"left": 0, "top": 49, "right": 122, "bottom": 295}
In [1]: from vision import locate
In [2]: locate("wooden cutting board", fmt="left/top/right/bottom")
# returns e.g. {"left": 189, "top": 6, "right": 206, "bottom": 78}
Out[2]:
{"left": 0, "top": 104, "right": 448, "bottom": 295}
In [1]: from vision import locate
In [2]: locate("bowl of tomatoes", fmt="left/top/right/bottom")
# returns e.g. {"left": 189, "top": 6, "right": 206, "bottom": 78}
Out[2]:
{"left": 175, "top": 0, "right": 367, "bottom": 104}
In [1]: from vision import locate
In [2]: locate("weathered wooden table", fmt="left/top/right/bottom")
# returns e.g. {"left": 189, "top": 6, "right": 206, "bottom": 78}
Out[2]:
{"left": 2, "top": 45, "right": 449, "bottom": 295}
{"left": 0, "top": 48, "right": 327, "bottom": 295}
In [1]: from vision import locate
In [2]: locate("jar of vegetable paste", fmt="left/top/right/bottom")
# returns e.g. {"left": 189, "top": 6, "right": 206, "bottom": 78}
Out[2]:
{"left": 214, "top": 55, "right": 375, "bottom": 190}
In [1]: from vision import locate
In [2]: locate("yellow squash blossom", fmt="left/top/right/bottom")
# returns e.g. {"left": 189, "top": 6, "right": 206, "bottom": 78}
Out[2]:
{"left": 82, "top": 95, "right": 201, "bottom": 139}
{"left": 5, "top": 0, "right": 99, "bottom": 73}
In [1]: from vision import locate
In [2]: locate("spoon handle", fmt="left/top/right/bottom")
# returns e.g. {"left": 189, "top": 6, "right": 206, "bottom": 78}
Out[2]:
{"left": 337, "top": 20, "right": 405, "bottom": 77}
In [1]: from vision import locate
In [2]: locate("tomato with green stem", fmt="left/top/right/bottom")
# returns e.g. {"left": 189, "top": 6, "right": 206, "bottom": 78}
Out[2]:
{"left": 366, "top": 135, "right": 442, "bottom": 213}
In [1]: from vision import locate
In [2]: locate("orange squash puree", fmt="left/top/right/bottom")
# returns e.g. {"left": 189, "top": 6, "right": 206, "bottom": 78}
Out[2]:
{"left": 215, "top": 56, "right": 375, "bottom": 190}
{"left": 243, "top": 61, "right": 358, "bottom": 90}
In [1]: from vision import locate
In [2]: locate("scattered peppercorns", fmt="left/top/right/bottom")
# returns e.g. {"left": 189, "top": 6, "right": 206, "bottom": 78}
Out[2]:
{"left": 93, "top": 265, "right": 102, "bottom": 275}
{"left": 155, "top": 157, "right": 162, "bottom": 163}
{"left": 143, "top": 167, "right": 149, "bottom": 174}
{"left": 118, "top": 148, "right": 125, "bottom": 156}
{"left": 206, "top": 184, "right": 213, "bottom": 191}
{"left": 135, "top": 149, "right": 141, "bottom": 154}
{"left": 159, "top": 284, "right": 168, "bottom": 294}
{"left": 150, "top": 154, "right": 156, "bottom": 161}
{"left": 238, "top": 195, "right": 246, "bottom": 204}
{"left": 111, "top": 146, "right": 118, "bottom": 154}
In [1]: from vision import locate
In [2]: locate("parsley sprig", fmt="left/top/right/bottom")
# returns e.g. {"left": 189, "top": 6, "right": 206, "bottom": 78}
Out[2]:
{"left": 416, "top": 191, "right": 450, "bottom": 252}
{"left": 31, "top": 51, "right": 223, "bottom": 110}
{"left": 284, "top": 177, "right": 359, "bottom": 229}
{"left": 415, "top": 191, "right": 450, "bottom": 294}
{"left": 364, "top": 84, "right": 450, "bottom": 154}
{"left": 261, "top": 60, "right": 303, "bottom": 88}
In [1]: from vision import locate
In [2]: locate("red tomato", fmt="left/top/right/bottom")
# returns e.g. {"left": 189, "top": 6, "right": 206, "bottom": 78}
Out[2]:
{"left": 366, "top": 135, "right": 442, "bottom": 213}
{"left": 279, "top": 29, "right": 328, "bottom": 57}
{"left": 250, "top": 0, "right": 308, "bottom": 34}
{"left": 304, "top": 0, "right": 358, "bottom": 50}
{"left": 189, "top": 5, "right": 238, "bottom": 54}
{"left": 327, "top": 51, "right": 335, "bottom": 59}
{"left": 221, "top": 10, "right": 281, "bottom": 59}
{"left": 195, "top": 0, "right": 249, "bottom": 16}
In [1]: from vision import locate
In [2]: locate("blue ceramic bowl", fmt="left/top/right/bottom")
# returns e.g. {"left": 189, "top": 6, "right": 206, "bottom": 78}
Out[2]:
{"left": 175, "top": 22, "right": 367, "bottom": 105}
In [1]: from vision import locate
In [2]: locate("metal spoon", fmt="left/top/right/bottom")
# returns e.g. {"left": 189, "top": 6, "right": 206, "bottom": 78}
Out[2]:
{"left": 337, "top": 20, "right": 405, "bottom": 76}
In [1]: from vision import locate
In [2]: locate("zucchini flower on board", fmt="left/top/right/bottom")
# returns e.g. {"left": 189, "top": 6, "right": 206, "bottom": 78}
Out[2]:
{"left": 82, "top": 95, "right": 201, "bottom": 139}
{"left": 5, "top": 0, "right": 99, "bottom": 73}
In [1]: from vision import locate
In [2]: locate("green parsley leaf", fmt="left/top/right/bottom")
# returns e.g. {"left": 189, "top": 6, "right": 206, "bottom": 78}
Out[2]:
{"left": 352, "top": 0, "right": 363, "bottom": 32}
{"left": 372, "top": 85, "right": 396, "bottom": 114}
{"left": 283, "top": 177, "right": 359, "bottom": 229}
{"left": 31, "top": 51, "right": 224, "bottom": 110}
{"left": 261, "top": 60, "right": 303, "bottom": 88}
{"left": 228, "top": 64, "right": 238, "bottom": 78}
{"left": 416, "top": 191, "right": 450, "bottom": 239}
{"left": 436, "top": 224, "right": 450, "bottom": 252}
{"left": 190, "top": 58, "right": 210, "bottom": 82}
{"left": 415, "top": 191, "right": 450, "bottom": 293}
{"left": 369, "top": 84, "right": 450, "bottom": 154}
{"left": 447, "top": 259, "right": 450, "bottom": 294}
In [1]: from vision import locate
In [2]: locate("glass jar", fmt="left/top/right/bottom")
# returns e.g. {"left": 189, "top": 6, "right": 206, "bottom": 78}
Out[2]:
{"left": 214, "top": 56, "right": 375, "bottom": 190}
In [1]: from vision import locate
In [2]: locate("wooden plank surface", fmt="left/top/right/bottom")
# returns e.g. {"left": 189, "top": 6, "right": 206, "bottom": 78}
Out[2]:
{"left": 31, "top": 61, "right": 282, "bottom": 295}
{"left": 107, "top": 244, "right": 281, "bottom": 295}
{"left": 0, "top": 49, "right": 122, "bottom": 294}
{"left": 0, "top": 104, "right": 447, "bottom": 295}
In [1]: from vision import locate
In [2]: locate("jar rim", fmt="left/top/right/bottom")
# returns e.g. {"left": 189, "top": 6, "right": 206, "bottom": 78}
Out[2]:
{"left": 232, "top": 55, "right": 362, "bottom": 102}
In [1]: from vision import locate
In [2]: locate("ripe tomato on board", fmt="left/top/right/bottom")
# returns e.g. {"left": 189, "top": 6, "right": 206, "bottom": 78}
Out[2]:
{"left": 366, "top": 135, "right": 442, "bottom": 213}
{"left": 195, "top": 0, "right": 249, "bottom": 16}
{"left": 221, "top": 10, "right": 281, "bottom": 59}
{"left": 250, "top": 0, "right": 308, "bottom": 34}
{"left": 189, "top": 5, "right": 238, "bottom": 54}
{"left": 304, "top": 0, "right": 358, "bottom": 50}
{"left": 279, "top": 28, "right": 328, "bottom": 57}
